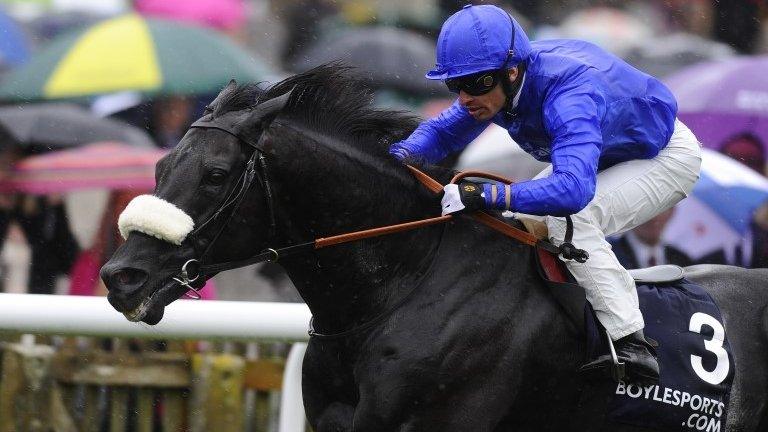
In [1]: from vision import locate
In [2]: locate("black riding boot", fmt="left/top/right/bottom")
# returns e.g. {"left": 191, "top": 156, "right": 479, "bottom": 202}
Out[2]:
{"left": 581, "top": 330, "right": 660, "bottom": 384}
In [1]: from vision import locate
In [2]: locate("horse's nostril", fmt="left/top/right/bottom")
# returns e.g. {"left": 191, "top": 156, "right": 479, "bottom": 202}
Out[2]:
{"left": 107, "top": 268, "right": 148, "bottom": 293}
{"left": 118, "top": 271, "right": 133, "bottom": 285}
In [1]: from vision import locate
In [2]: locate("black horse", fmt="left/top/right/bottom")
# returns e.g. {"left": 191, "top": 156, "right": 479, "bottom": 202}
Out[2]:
{"left": 101, "top": 65, "right": 768, "bottom": 431}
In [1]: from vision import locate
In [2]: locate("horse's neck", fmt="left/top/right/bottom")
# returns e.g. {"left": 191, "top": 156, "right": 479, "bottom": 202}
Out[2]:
{"left": 283, "top": 226, "right": 441, "bottom": 332}
{"left": 271, "top": 127, "right": 444, "bottom": 332}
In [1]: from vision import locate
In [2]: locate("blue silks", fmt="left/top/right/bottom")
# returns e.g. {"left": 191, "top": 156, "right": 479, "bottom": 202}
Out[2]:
{"left": 391, "top": 6, "right": 678, "bottom": 216}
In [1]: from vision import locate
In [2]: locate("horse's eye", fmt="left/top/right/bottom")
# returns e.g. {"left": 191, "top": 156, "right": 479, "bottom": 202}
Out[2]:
{"left": 206, "top": 170, "right": 227, "bottom": 186}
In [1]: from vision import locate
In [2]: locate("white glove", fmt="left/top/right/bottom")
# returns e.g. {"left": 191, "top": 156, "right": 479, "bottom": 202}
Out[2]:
{"left": 441, "top": 184, "right": 466, "bottom": 215}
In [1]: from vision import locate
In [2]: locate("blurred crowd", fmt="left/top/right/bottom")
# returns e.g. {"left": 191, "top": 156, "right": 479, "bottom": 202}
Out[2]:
{"left": 0, "top": 0, "right": 767, "bottom": 301}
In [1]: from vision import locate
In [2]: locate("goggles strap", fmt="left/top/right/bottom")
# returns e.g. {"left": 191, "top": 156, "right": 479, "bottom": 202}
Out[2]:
{"left": 502, "top": 61, "right": 526, "bottom": 111}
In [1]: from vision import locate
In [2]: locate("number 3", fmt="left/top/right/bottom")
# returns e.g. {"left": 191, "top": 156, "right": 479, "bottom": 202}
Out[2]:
{"left": 689, "top": 312, "right": 730, "bottom": 385}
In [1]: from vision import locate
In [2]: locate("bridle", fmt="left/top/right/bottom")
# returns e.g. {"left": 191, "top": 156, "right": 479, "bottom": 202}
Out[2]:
{"left": 171, "top": 149, "right": 277, "bottom": 298}
{"left": 169, "top": 92, "right": 287, "bottom": 298}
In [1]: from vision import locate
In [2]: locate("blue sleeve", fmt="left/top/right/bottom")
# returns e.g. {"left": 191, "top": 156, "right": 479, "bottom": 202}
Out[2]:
{"left": 510, "top": 84, "right": 603, "bottom": 216}
{"left": 389, "top": 99, "right": 489, "bottom": 164}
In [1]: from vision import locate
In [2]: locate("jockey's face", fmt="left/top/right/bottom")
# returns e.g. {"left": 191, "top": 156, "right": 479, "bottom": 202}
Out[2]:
{"left": 458, "top": 67, "right": 519, "bottom": 121}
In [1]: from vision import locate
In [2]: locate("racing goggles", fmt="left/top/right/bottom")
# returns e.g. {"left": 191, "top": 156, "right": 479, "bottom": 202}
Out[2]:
{"left": 444, "top": 71, "right": 500, "bottom": 96}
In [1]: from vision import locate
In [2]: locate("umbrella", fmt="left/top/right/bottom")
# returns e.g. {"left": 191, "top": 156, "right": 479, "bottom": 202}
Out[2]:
{"left": 664, "top": 56, "right": 768, "bottom": 156}
{"left": 289, "top": 27, "right": 450, "bottom": 97}
{"left": 0, "top": 103, "right": 154, "bottom": 151}
{"left": 663, "top": 149, "right": 768, "bottom": 261}
{"left": 0, "top": 141, "right": 167, "bottom": 194}
{"left": 134, "top": 0, "right": 246, "bottom": 31}
{"left": 0, "top": 7, "right": 30, "bottom": 69}
{"left": 0, "top": 13, "right": 274, "bottom": 101}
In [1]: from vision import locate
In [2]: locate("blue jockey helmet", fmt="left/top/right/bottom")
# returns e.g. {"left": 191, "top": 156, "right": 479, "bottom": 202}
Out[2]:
{"left": 426, "top": 5, "right": 531, "bottom": 80}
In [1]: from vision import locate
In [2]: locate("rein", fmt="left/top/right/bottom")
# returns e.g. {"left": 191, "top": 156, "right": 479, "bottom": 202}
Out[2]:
{"left": 178, "top": 163, "right": 586, "bottom": 290}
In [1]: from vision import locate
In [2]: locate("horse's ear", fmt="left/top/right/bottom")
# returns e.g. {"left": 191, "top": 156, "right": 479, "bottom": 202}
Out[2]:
{"left": 246, "top": 88, "right": 294, "bottom": 126}
{"left": 206, "top": 79, "right": 239, "bottom": 111}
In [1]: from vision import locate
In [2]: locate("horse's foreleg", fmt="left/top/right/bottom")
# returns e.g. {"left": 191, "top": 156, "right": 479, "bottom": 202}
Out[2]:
{"left": 302, "top": 343, "right": 358, "bottom": 431}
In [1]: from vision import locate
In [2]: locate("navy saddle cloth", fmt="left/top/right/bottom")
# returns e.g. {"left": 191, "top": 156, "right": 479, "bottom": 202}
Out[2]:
{"left": 586, "top": 278, "right": 735, "bottom": 432}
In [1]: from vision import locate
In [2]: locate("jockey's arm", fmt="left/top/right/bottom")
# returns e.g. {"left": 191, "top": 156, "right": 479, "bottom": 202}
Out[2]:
{"left": 390, "top": 99, "right": 489, "bottom": 164}
{"left": 508, "top": 85, "right": 603, "bottom": 216}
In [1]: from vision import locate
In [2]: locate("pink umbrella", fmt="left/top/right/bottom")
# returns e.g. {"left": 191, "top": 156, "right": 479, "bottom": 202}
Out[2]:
{"left": 134, "top": 0, "right": 247, "bottom": 31}
{"left": 664, "top": 56, "right": 768, "bottom": 156}
{"left": 0, "top": 142, "right": 167, "bottom": 194}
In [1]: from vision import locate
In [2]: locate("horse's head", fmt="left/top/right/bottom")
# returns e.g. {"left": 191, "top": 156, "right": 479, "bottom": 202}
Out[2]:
{"left": 100, "top": 80, "right": 292, "bottom": 324}
{"left": 101, "top": 65, "right": 444, "bottom": 326}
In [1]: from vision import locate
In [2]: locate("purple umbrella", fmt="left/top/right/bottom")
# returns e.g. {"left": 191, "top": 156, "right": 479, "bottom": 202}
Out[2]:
{"left": 664, "top": 56, "right": 768, "bottom": 156}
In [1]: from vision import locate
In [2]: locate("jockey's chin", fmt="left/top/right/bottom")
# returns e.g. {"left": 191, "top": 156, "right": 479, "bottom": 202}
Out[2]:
{"left": 459, "top": 85, "right": 507, "bottom": 122}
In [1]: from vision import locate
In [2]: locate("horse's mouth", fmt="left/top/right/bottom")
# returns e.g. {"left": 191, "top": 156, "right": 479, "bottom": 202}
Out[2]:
{"left": 122, "top": 279, "right": 188, "bottom": 325}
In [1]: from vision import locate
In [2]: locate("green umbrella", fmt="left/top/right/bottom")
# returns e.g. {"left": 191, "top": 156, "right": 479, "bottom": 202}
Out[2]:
{"left": 0, "top": 14, "right": 274, "bottom": 100}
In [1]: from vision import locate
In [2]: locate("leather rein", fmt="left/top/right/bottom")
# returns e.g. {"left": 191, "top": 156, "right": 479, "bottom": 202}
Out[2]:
{"left": 174, "top": 154, "right": 586, "bottom": 295}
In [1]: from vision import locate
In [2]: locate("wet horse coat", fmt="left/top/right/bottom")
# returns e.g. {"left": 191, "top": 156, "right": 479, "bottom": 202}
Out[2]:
{"left": 100, "top": 66, "right": 768, "bottom": 431}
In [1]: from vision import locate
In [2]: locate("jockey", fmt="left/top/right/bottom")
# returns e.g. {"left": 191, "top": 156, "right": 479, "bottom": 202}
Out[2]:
{"left": 390, "top": 4, "right": 701, "bottom": 383}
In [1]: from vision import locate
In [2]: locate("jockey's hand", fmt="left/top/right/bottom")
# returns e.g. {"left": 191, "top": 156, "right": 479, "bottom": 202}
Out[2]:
{"left": 441, "top": 181, "right": 486, "bottom": 215}
{"left": 389, "top": 143, "right": 428, "bottom": 168}
{"left": 389, "top": 144, "right": 410, "bottom": 162}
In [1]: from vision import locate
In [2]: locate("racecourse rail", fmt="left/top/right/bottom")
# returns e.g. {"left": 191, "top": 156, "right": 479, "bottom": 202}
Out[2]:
{"left": 0, "top": 293, "right": 311, "bottom": 432}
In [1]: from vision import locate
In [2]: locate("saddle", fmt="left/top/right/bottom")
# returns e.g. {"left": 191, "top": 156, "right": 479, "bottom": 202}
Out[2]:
{"left": 518, "top": 216, "right": 685, "bottom": 321}
{"left": 518, "top": 216, "right": 685, "bottom": 381}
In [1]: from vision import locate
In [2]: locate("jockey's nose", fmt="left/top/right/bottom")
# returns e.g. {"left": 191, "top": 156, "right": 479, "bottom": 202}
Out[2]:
{"left": 458, "top": 90, "right": 473, "bottom": 106}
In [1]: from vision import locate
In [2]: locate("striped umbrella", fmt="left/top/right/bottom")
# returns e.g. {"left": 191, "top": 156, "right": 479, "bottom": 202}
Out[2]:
{"left": 0, "top": 14, "right": 273, "bottom": 100}
{"left": 0, "top": 141, "right": 167, "bottom": 194}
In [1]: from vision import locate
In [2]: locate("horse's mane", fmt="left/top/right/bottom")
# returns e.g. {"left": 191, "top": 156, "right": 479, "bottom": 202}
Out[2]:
{"left": 208, "top": 64, "right": 456, "bottom": 213}
{"left": 210, "top": 63, "right": 420, "bottom": 156}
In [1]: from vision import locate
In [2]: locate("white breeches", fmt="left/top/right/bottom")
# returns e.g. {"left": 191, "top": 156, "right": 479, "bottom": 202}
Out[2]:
{"left": 525, "top": 119, "right": 702, "bottom": 340}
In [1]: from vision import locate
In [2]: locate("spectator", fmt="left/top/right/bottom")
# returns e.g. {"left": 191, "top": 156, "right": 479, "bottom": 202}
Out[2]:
{"left": 750, "top": 201, "right": 768, "bottom": 268}
{"left": 1, "top": 146, "right": 79, "bottom": 294}
{"left": 719, "top": 132, "right": 765, "bottom": 175}
{"left": 713, "top": 0, "right": 764, "bottom": 53}
{"left": 14, "top": 195, "right": 80, "bottom": 294}
{"left": 708, "top": 132, "right": 768, "bottom": 268}
{"left": 655, "top": 0, "right": 713, "bottom": 37}
{"left": 610, "top": 208, "right": 693, "bottom": 269}
{"left": 0, "top": 146, "right": 20, "bottom": 236}
{"left": 150, "top": 95, "right": 194, "bottom": 149}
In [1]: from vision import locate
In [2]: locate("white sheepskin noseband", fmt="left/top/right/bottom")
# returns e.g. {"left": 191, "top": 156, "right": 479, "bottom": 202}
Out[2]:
{"left": 118, "top": 195, "right": 195, "bottom": 245}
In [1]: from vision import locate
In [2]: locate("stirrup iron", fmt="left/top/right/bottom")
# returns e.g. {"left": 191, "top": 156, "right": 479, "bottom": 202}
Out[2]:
{"left": 606, "top": 330, "right": 626, "bottom": 382}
